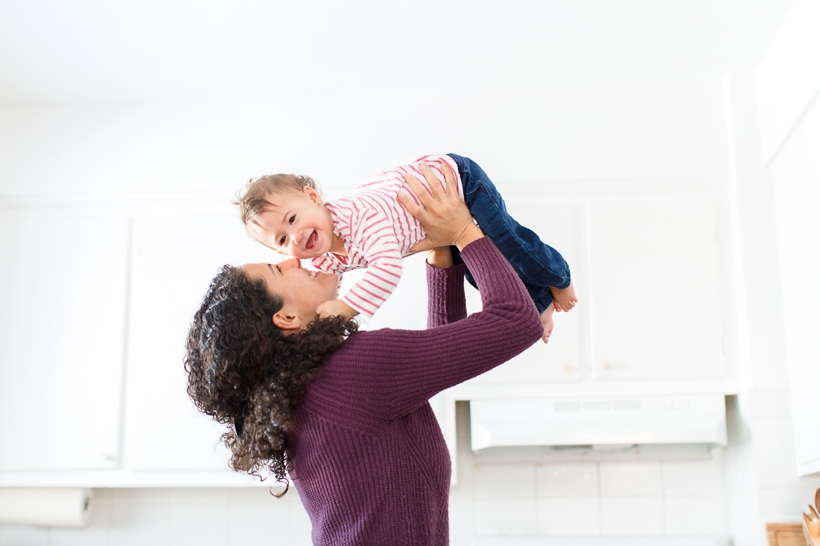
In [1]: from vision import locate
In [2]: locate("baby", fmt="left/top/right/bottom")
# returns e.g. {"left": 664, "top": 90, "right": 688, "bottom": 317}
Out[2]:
{"left": 236, "top": 154, "right": 577, "bottom": 342}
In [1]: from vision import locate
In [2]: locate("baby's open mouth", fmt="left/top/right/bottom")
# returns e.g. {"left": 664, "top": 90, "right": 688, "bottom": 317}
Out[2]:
{"left": 306, "top": 230, "right": 318, "bottom": 250}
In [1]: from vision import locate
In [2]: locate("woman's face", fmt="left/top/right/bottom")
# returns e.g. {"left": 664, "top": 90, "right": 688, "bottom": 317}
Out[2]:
{"left": 242, "top": 259, "right": 338, "bottom": 331}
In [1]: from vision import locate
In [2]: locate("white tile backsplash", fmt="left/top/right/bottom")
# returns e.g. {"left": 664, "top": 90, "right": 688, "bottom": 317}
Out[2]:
{"left": 536, "top": 463, "right": 599, "bottom": 498}
{"left": 0, "top": 450, "right": 742, "bottom": 545}
{"left": 228, "top": 492, "right": 291, "bottom": 546}
{"left": 749, "top": 389, "right": 792, "bottom": 418}
{"left": 49, "top": 504, "right": 110, "bottom": 546}
{"left": 726, "top": 490, "right": 764, "bottom": 546}
{"left": 599, "top": 462, "right": 663, "bottom": 497}
{"left": 537, "top": 497, "right": 601, "bottom": 536}
{"left": 108, "top": 502, "right": 170, "bottom": 546}
{"left": 167, "top": 502, "right": 229, "bottom": 546}
{"left": 757, "top": 486, "right": 820, "bottom": 522}
{"left": 474, "top": 463, "right": 537, "bottom": 499}
{"left": 662, "top": 450, "right": 726, "bottom": 496}
{"left": 450, "top": 497, "right": 477, "bottom": 546}
{"left": 288, "top": 494, "right": 314, "bottom": 546}
{"left": 753, "top": 417, "right": 820, "bottom": 490}
{"left": 475, "top": 498, "right": 539, "bottom": 537}
{"left": 664, "top": 496, "right": 730, "bottom": 535}
{"left": 600, "top": 496, "right": 665, "bottom": 535}
{"left": 0, "top": 525, "right": 49, "bottom": 546}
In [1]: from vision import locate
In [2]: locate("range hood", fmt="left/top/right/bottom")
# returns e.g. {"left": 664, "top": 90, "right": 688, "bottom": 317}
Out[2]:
{"left": 470, "top": 395, "right": 727, "bottom": 451}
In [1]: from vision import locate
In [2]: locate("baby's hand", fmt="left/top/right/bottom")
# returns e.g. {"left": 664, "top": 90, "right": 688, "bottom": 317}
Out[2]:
{"left": 549, "top": 283, "right": 578, "bottom": 312}
{"left": 316, "top": 299, "right": 359, "bottom": 320}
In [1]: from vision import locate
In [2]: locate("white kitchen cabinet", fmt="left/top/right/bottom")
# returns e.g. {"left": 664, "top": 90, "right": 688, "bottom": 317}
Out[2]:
{"left": 769, "top": 98, "right": 820, "bottom": 476}
{"left": 588, "top": 201, "right": 726, "bottom": 380}
{"left": 0, "top": 213, "right": 130, "bottom": 470}
{"left": 124, "top": 214, "right": 273, "bottom": 472}
{"left": 444, "top": 195, "right": 731, "bottom": 390}
{"left": 464, "top": 205, "right": 585, "bottom": 385}
{"left": 363, "top": 204, "right": 585, "bottom": 386}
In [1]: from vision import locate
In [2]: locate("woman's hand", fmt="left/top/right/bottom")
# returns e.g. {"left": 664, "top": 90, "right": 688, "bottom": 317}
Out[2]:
{"left": 398, "top": 161, "right": 483, "bottom": 252}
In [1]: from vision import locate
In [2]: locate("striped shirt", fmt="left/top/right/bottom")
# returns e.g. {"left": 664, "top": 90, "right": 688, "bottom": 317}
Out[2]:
{"left": 311, "top": 154, "right": 465, "bottom": 318}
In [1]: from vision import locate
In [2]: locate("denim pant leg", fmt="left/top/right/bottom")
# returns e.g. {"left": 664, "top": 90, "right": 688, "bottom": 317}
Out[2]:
{"left": 448, "top": 154, "right": 571, "bottom": 314}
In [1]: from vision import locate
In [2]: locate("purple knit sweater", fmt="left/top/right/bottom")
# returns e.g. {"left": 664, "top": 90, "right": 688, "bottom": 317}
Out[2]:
{"left": 287, "top": 237, "right": 543, "bottom": 545}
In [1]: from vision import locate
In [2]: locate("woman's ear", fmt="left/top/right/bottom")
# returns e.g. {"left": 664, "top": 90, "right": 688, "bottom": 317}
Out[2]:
{"left": 303, "top": 186, "right": 322, "bottom": 206}
{"left": 273, "top": 311, "right": 302, "bottom": 333}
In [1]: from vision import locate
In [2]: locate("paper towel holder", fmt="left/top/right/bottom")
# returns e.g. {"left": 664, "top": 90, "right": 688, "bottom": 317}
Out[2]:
{"left": 0, "top": 487, "right": 93, "bottom": 527}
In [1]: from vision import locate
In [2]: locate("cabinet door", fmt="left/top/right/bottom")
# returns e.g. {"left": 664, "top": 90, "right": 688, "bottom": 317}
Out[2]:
{"left": 0, "top": 214, "right": 129, "bottom": 470}
{"left": 362, "top": 203, "right": 583, "bottom": 384}
{"left": 770, "top": 99, "right": 820, "bottom": 475}
{"left": 466, "top": 205, "right": 584, "bottom": 384}
{"left": 125, "top": 215, "right": 273, "bottom": 471}
{"left": 589, "top": 202, "right": 726, "bottom": 380}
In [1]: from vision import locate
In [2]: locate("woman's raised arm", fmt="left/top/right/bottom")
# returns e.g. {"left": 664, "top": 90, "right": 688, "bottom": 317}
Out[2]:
{"left": 343, "top": 160, "right": 545, "bottom": 419}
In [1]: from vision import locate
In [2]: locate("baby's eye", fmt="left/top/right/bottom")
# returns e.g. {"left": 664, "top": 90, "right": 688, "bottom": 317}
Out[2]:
{"left": 279, "top": 236, "right": 286, "bottom": 246}
{"left": 288, "top": 215, "right": 295, "bottom": 224}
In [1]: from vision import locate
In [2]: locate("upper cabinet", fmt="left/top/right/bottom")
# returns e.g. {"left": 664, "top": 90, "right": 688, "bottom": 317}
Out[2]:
{"left": 124, "top": 214, "right": 273, "bottom": 474}
{"left": 465, "top": 205, "right": 585, "bottom": 385}
{"left": 589, "top": 200, "right": 726, "bottom": 380}
{"left": 448, "top": 187, "right": 732, "bottom": 393}
{"left": 0, "top": 212, "right": 130, "bottom": 471}
{"left": 769, "top": 94, "right": 820, "bottom": 476}
{"left": 756, "top": 0, "right": 820, "bottom": 476}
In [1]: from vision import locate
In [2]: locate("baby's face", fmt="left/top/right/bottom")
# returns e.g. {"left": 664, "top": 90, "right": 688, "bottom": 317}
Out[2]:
{"left": 250, "top": 187, "right": 335, "bottom": 259}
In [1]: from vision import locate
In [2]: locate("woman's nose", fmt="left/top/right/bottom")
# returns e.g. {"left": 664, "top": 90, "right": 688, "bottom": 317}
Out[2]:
{"left": 280, "top": 258, "right": 301, "bottom": 270}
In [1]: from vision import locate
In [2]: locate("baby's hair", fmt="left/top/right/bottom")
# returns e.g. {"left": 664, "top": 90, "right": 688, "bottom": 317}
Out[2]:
{"left": 235, "top": 174, "right": 319, "bottom": 226}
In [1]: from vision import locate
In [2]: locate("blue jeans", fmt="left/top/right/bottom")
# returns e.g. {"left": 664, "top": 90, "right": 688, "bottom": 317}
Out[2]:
{"left": 448, "top": 153, "right": 571, "bottom": 314}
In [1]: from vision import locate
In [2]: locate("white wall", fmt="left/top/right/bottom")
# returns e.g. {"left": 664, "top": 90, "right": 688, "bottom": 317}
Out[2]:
{"left": 0, "top": 81, "right": 729, "bottom": 200}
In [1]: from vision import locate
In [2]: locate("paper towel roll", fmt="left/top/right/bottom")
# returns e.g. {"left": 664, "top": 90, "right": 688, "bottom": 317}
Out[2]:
{"left": 0, "top": 488, "right": 92, "bottom": 527}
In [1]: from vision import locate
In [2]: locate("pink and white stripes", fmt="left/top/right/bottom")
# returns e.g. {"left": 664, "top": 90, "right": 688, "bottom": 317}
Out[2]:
{"left": 311, "top": 154, "right": 464, "bottom": 318}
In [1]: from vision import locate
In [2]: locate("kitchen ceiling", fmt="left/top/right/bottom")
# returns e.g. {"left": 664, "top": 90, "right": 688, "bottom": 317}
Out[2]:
{"left": 0, "top": 0, "right": 796, "bottom": 106}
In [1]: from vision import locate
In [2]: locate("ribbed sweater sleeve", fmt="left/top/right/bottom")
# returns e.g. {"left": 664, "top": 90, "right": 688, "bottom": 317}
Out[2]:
{"left": 426, "top": 260, "right": 467, "bottom": 328}
{"left": 345, "top": 236, "right": 543, "bottom": 420}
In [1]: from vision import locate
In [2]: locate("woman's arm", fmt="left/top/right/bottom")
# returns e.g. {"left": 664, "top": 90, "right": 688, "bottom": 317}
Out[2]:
{"left": 354, "top": 236, "right": 542, "bottom": 420}
{"left": 352, "top": 161, "right": 543, "bottom": 418}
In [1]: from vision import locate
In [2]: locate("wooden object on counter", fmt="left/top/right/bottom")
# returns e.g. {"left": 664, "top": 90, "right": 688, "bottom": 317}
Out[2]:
{"left": 766, "top": 523, "right": 807, "bottom": 546}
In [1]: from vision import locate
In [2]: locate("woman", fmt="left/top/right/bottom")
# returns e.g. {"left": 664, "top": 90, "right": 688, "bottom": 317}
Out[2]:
{"left": 184, "top": 162, "right": 543, "bottom": 545}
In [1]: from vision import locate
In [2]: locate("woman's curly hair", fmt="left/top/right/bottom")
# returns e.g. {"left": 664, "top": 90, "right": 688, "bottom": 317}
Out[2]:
{"left": 184, "top": 265, "right": 357, "bottom": 495}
